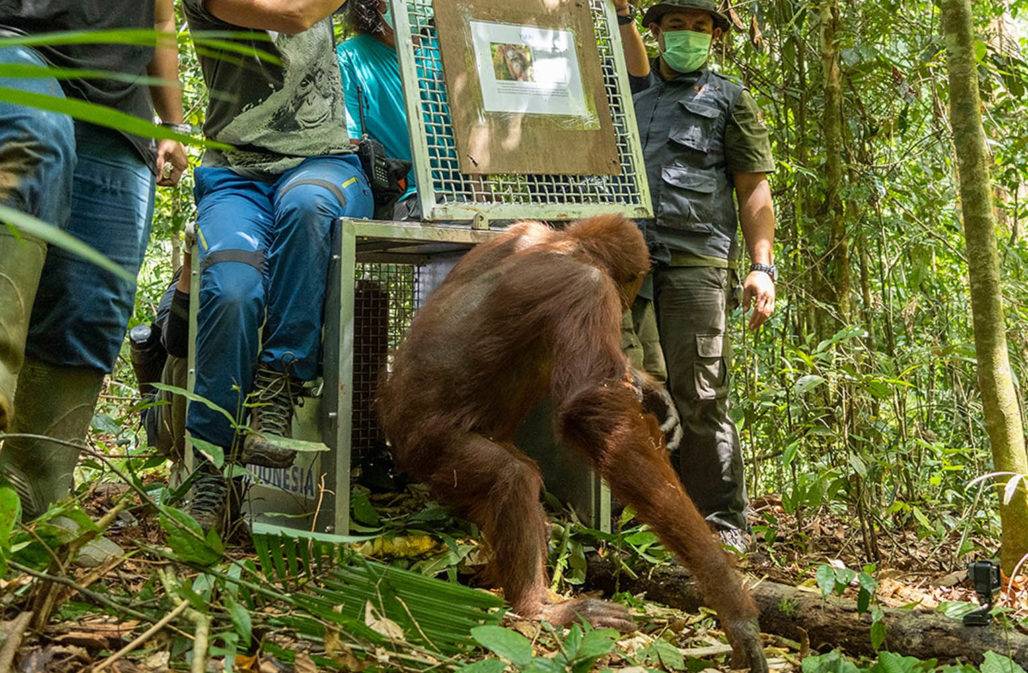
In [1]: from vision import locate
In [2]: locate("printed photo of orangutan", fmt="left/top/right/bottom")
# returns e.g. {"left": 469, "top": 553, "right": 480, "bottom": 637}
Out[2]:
{"left": 491, "top": 43, "right": 535, "bottom": 82}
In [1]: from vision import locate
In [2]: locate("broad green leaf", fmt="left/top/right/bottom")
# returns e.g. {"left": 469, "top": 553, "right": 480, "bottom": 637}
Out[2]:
{"left": 870, "top": 622, "right": 886, "bottom": 651}
{"left": 652, "top": 639, "right": 685, "bottom": 670}
{"left": 857, "top": 571, "right": 877, "bottom": 613}
{"left": 858, "top": 571, "right": 878, "bottom": 595}
{"left": 801, "top": 651, "right": 864, "bottom": 673}
{"left": 793, "top": 374, "right": 826, "bottom": 395}
{"left": 816, "top": 565, "right": 837, "bottom": 597}
{"left": 523, "top": 659, "right": 566, "bottom": 673}
{"left": 226, "top": 595, "right": 253, "bottom": 649}
{"left": 981, "top": 651, "right": 1027, "bottom": 673}
{"left": 250, "top": 432, "right": 328, "bottom": 454}
{"left": 782, "top": 440, "right": 800, "bottom": 467}
{"left": 157, "top": 505, "right": 223, "bottom": 566}
{"left": 191, "top": 436, "right": 225, "bottom": 469}
{"left": 456, "top": 660, "right": 506, "bottom": 673}
{"left": 151, "top": 382, "right": 237, "bottom": 426}
{"left": 577, "top": 628, "right": 617, "bottom": 660}
{"left": 1, "top": 206, "right": 133, "bottom": 282}
{"left": 869, "top": 652, "right": 931, "bottom": 673}
{"left": 471, "top": 625, "right": 533, "bottom": 667}
{"left": 857, "top": 587, "right": 871, "bottom": 613}
{"left": 911, "top": 506, "right": 934, "bottom": 533}
{"left": 568, "top": 540, "right": 588, "bottom": 585}
{"left": 351, "top": 490, "right": 382, "bottom": 527}
{"left": 0, "top": 486, "right": 21, "bottom": 575}
{"left": 936, "top": 600, "right": 978, "bottom": 620}
{"left": 849, "top": 454, "right": 868, "bottom": 478}
{"left": 834, "top": 567, "right": 857, "bottom": 591}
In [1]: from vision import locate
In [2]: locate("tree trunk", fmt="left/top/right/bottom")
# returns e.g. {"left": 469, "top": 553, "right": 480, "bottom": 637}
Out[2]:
{"left": 941, "top": 0, "right": 1028, "bottom": 574}
{"left": 587, "top": 557, "right": 1028, "bottom": 664}
{"left": 819, "top": 0, "right": 850, "bottom": 326}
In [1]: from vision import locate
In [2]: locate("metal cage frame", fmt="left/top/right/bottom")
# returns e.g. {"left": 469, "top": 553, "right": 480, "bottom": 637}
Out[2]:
{"left": 187, "top": 220, "right": 612, "bottom": 538}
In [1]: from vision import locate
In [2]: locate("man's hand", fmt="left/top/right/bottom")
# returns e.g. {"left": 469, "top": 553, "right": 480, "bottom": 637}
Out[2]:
{"left": 156, "top": 139, "right": 187, "bottom": 187}
{"left": 613, "top": 0, "right": 630, "bottom": 14}
{"left": 742, "top": 270, "right": 775, "bottom": 331}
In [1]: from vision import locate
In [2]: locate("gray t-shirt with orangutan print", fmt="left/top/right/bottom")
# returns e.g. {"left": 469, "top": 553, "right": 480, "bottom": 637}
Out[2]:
{"left": 182, "top": 0, "right": 353, "bottom": 178}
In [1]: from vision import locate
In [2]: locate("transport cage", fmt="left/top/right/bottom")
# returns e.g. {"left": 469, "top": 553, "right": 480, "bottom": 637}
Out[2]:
{"left": 393, "top": 0, "right": 653, "bottom": 224}
{"left": 187, "top": 220, "right": 612, "bottom": 538}
{"left": 181, "top": 0, "right": 653, "bottom": 540}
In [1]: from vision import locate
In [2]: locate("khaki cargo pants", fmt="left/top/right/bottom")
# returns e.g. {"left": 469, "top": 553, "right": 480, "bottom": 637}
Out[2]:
{"left": 621, "top": 266, "right": 747, "bottom": 531}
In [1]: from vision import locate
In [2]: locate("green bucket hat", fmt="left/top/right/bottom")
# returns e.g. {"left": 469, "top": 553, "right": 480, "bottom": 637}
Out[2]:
{"left": 641, "top": 0, "right": 731, "bottom": 32}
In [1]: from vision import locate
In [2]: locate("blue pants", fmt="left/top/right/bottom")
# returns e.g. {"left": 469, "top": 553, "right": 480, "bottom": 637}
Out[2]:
{"left": 1, "top": 46, "right": 155, "bottom": 373}
{"left": 188, "top": 156, "right": 373, "bottom": 448}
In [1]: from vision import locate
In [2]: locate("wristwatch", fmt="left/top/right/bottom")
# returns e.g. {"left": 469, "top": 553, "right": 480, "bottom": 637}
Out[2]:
{"left": 617, "top": 4, "right": 638, "bottom": 25}
{"left": 160, "top": 121, "right": 192, "bottom": 135}
{"left": 750, "top": 262, "right": 778, "bottom": 282}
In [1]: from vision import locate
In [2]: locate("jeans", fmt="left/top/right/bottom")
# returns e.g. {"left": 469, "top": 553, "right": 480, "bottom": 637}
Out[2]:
{"left": 0, "top": 46, "right": 75, "bottom": 226}
{"left": 187, "top": 154, "right": 373, "bottom": 448}
{"left": 28, "top": 126, "right": 155, "bottom": 371}
{"left": 652, "top": 266, "right": 748, "bottom": 531}
{"left": 1, "top": 46, "right": 156, "bottom": 373}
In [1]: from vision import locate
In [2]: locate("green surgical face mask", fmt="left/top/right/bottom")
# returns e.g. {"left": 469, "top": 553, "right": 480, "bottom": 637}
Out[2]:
{"left": 661, "top": 30, "right": 712, "bottom": 74}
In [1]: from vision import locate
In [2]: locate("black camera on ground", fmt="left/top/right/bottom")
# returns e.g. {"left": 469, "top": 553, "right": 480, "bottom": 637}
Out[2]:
{"left": 964, "top": 559, "right": 1001, "bottom": 627}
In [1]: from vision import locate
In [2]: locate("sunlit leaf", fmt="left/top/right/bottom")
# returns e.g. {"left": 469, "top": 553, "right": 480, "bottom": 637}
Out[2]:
{"left": 0, "top": 86, "right": 219, "bottom": 148}
{"left": 981, "top": 651, "right": 1027, "bottom": 673}
{"left": 471, "top": 625, "right": 533, "bottom": 667}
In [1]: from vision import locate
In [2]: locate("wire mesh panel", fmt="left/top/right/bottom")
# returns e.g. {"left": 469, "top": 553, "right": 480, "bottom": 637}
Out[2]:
{"left": 394, "top": 0, "right": 652, "bottom": 223}
{"left": 350, "top": 263, "right": 421, "bottom": 466}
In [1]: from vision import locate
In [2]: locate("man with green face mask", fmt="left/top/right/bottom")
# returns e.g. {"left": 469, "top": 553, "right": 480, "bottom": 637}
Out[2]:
{"left": 613, "top": 0, "right": 777, "bottom": 552}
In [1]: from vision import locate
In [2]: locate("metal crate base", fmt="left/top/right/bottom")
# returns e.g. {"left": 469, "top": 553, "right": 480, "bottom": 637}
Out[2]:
{"left": 189, "top": 219, "right": 611, "bottom": 540}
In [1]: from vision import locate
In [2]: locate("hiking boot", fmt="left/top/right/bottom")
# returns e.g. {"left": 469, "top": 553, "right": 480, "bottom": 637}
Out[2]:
{"left": 0, "top": 231, "right": 46, "bottom": 432}
{"left": 186, "top": 463, "right": 230, "bottom": 532}
{"left": 239, "top": 365, "right": 300, "bottom": 469}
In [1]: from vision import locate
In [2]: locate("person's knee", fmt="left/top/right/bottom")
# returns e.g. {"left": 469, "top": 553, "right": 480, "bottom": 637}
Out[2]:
{"left": 200, "top": 259, "right": 264, "bottom": 317}
{"left": 277, "top": 182, "right": 346, "bottom": 229}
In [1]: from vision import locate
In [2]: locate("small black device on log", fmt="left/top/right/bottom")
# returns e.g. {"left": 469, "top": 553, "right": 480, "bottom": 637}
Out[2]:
{"left": 963, "top": 559, "right": 1001, "bottom": 627}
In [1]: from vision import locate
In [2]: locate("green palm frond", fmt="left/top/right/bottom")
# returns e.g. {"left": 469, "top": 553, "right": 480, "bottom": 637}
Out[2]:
{"left": 253, "top": 531, "right": 505, "bottom": 657}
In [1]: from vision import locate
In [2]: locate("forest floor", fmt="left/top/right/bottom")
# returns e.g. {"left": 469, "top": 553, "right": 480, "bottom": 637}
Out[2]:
{"left": 1, "top": 387, "right": 1025, "bottom": 673}
{"left": 3, "top": 463, "right": 1026, "bottom": 673}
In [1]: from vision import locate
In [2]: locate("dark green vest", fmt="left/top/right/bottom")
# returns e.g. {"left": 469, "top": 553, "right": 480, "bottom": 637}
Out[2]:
{"left": 634, "top": 69, "right": 742, "bottom": 262}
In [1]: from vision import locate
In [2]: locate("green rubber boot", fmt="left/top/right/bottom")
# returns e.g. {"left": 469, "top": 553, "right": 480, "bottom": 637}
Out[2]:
{"left": 0, "top": 230, "right": 46, "bottom": 432}
{"left": 0, "top": 358, "right": 104, "bottom": 519}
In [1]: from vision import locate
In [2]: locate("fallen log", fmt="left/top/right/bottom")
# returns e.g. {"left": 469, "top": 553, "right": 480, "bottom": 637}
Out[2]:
{"left": 586, "top": 556, "right": 1028, "bottom": 665}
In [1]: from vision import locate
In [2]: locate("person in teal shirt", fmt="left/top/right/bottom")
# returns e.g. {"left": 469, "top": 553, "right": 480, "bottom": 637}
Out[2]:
{"left": 337, "top": 0, "right": 418, "bottom": 213}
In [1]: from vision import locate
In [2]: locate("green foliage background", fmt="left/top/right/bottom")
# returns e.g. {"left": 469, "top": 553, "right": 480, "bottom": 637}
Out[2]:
{"left": 121, "top": 1, "right": 1028, "bottom": 562}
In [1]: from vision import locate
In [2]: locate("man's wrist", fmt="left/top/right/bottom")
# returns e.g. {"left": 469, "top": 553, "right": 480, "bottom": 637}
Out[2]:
{"left": 749, "top": 262, "right": 777, "bottom": 282}
{"left": 617, "top": 3, "right": 637, "bottom": 24}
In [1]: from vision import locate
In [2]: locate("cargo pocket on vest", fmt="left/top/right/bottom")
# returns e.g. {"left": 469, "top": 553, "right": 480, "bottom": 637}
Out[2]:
{"left": 693, "top": 333, "right": 727, "bottom": 400}
{"left": 659, "top": 166, "right": 717, "bottom": 233}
